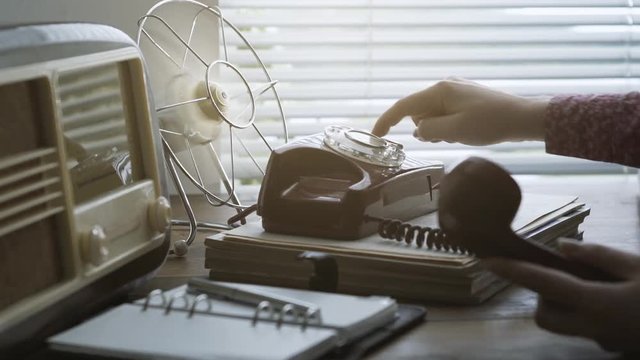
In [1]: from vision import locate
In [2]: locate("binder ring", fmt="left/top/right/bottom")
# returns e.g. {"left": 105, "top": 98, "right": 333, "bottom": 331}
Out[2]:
{"left": 142, "top": 289, "right": 167, "bottom": 311}
{"left": 252, "top": 301, "right": 273, "bottom": 326}
{"left": 165, "top": 291, "right": 190, "bottom": 315}
{"left": 188, "top": 294, "right": 212, "bottom": 318}
{"left": 301, "top": 308, "right": 322, "bottom": 332}
{"left": 276, "top": 304, "right": 296, "bottom": 329}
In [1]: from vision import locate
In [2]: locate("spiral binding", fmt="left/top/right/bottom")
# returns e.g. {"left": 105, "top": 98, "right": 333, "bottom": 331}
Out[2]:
{"left": 141, "top": 289, "right": 321, "bottom": 331}
{"left": 368, "top": 217, "right": 472, "bottom": 255}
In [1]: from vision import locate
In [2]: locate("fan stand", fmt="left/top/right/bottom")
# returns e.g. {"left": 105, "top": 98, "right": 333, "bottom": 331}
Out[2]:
{"left": 137, "top": 0, "right": 288, "bottom": 256}
{"left": 162, "top": 138, "right": 227, "bottom": 256}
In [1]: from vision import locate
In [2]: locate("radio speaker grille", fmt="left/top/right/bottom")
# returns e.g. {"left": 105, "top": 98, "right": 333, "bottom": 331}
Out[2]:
{"left": 0, "top": 80, "right": 65, "bottom": 312}
{"left": 58, "top": 63, "right": 129, "bottom": 156}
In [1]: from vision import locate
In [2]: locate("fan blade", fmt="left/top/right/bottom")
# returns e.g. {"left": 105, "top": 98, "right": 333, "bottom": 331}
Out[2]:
{"left": 160, "top": 72, "right": 228, "bottom": 146}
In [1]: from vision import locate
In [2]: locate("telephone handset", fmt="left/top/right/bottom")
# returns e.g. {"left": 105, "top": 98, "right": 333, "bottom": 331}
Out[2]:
{"left": 257, "top": 125, "right": 445, "bottom": 239}
{"left": 439, "top": 157, "right": 618, "bottom": 282}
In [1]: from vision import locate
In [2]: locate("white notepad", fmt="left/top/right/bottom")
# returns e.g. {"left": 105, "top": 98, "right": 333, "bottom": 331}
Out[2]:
{"left": 50, "top": 303, "right": 336, "bottom": 360}
{"left": 49, "top": 281, "right": 398, "bottom": 360}
{"left": 175, "top": 281, "right": 397, "bottom": 344}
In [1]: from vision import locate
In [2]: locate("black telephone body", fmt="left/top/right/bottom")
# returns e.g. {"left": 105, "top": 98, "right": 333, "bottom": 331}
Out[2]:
{"left": 257, "top": 126, "right": 444, "bottom": 240}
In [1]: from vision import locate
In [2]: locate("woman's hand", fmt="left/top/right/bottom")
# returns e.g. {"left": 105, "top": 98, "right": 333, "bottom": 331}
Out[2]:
{"left": 483, "top": 239, "right": 640, "bottom": 353}
{"left": 372, "top": 78, "right": 549, "bottom": 145}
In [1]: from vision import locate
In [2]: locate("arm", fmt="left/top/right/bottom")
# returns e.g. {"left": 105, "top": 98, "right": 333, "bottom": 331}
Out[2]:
{"left": 372, "top": 79, "right": 640, "bottom": 167}
{"left": 545, "top": 92, "right": 640, "bottom": 167}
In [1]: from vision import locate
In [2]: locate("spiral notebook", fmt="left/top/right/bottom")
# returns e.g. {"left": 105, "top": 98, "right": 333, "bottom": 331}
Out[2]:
{"left": 48, "top": 280, "right": 399, "bottom": 360}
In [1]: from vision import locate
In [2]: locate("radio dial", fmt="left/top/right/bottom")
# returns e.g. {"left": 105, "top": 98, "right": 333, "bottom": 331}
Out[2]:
{"left": 149, "top": 196, "right": 172, "bottom": 234}
{"left": 83, "top": 225, "right": 109, "bottom": 266}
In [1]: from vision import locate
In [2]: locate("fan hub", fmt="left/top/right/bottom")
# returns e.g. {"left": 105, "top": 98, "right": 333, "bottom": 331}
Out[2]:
{"left": 194, "top": 80, "right": 229, "bottom": 120}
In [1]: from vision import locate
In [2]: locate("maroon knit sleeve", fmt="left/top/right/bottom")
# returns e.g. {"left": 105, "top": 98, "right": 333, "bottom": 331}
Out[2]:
{"left": 544, "top": 92, "right": 640, "bottom": 168}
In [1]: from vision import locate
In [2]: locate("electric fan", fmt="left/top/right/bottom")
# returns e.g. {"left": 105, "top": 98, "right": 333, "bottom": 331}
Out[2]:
{"left": 137, "top": 0, "right": 287, "bottom": 256}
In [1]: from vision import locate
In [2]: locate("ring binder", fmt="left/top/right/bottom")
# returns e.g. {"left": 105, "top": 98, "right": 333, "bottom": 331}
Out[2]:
{"left": 142, "top": 289, "right": 167, "bottom": 311}
{"left": 49, "top": 283, "right": 401, "bottom": 360}
{"left": 189, "top": 294, "right": 211, "bottom": 318}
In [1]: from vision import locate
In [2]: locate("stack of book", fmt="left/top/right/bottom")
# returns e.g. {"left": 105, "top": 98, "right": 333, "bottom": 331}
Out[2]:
{"left": 204, "top": 194, "right": 590, "bottom": 304}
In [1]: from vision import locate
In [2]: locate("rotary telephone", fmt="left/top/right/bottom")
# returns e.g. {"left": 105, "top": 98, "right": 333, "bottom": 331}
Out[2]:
{"left": 257, "top": 125, "right": 444, "bottom": 240}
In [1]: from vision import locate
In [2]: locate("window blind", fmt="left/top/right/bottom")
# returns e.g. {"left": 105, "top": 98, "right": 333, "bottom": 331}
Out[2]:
{"left": 216, "top": 0, "right": 639, "bottom": 200}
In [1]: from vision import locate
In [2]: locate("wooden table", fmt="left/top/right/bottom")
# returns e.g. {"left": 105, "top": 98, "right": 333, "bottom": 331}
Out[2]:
{"left": 145, "top": 174, "right": 640, "bottom": 359}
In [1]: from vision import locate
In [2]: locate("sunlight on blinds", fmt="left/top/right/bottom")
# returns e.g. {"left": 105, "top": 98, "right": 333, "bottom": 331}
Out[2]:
{"left": 218, "top": 0, "right": 638, "bottom": 196}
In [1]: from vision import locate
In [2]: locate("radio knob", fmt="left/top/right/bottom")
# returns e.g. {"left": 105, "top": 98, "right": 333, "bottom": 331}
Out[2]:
{"left": 83, "top": 225, "right": 109, "bottom": 266}
{"left": 149, "top": 196, "right": 171, "bottom": 234}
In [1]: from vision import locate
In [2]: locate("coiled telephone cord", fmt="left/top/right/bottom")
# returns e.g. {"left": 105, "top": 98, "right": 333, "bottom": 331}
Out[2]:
{"left": 368, "top": 216, "right": 472, "bottom": 255}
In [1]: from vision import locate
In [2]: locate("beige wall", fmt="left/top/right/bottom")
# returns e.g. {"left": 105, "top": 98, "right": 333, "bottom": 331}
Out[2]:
{"left": 0, "top": 0, "right": 218, "bottom": 39}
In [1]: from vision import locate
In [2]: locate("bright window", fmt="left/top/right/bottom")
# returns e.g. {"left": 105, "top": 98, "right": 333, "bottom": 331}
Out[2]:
{"left": 219, "top": 0, "right": 639, "bottom": 184}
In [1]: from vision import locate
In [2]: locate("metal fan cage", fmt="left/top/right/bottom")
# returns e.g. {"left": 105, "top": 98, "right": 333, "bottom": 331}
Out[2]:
{"left": 137, "top": 0, "right": 288, "bottom": 255}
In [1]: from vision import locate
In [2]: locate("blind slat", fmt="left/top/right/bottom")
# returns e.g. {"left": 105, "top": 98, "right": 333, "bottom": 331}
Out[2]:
{"left": 218, "top": 77, "right": 640, "bottom": 102}
{"left": 229, "top": 26, "right": 638, "bottom": 46}
{"left": 224, "top": 0, "right": 630, "bottom": 8}
{"left": 220, "top": 66, "right": 640, "bottom": 82}
{"left": 240, "top": 78, "right": 640, "bottom": 118}
{"left": 225, "top": 46, "right": 640, "bottom": 66}
{"left": 222, "top": 8, "right": 640, "bottom": 27}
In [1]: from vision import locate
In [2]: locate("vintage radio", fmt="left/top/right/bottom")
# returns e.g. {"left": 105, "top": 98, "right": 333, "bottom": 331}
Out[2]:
{"left": 0, "top": 23, "right": 170, "bottom": 353}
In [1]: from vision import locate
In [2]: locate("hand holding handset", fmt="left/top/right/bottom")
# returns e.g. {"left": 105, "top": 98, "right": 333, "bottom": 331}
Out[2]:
{"left": 438, "top": 156, "right": 618, "bottom": 282}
